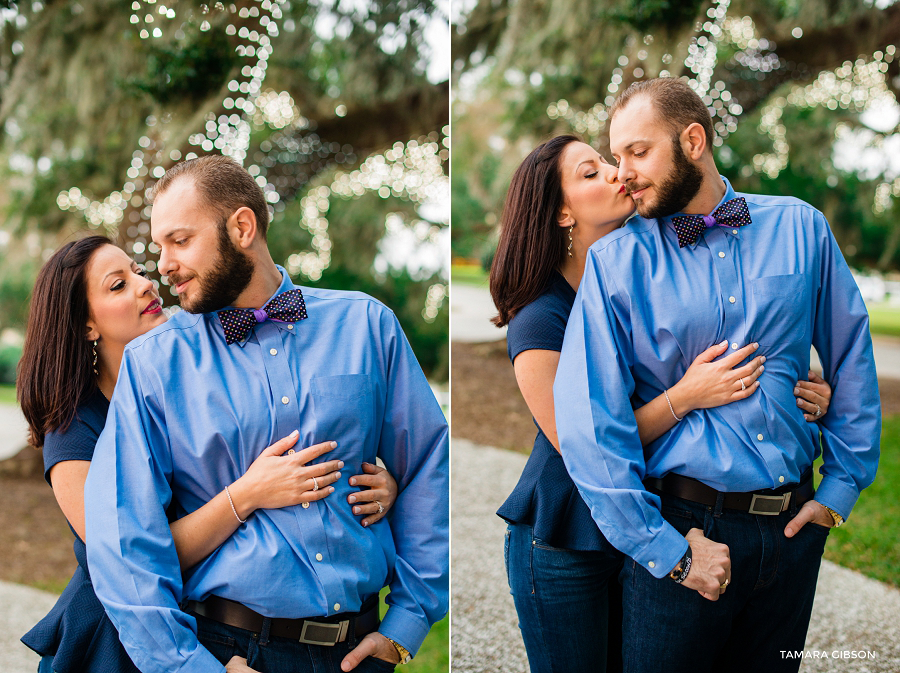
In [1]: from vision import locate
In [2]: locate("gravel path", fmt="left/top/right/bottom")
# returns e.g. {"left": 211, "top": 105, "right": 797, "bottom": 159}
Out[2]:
{"left": 0, "top": 581, "right": 57, "bottom": 673}
{"left": 451, "top": 437, "right": 900, "bottom": 673}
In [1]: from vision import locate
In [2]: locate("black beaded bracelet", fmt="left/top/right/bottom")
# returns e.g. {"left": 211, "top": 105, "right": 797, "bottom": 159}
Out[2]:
{"left": 669, "top": 547, "right": 692, "bottom": 584}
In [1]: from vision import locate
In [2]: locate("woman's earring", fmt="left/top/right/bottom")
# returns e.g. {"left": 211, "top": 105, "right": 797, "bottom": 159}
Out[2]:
{"left": 92, "top": 340, "right": 99, "bottom": 376}
{"left": 567, "top": 224, "right": 575, "bottom": 257}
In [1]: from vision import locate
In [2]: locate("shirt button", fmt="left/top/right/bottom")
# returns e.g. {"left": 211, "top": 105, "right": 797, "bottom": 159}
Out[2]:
{"left": 648, "top": 561, "right": 656, "bottom": 568}
{"left": 334, "top": 603, "right": 341, "bottom": 612}
{"left": 281, "top": 396, "right": 289, "bottom": 405}
{"left": 757, "top": 434, "right": 764, "bottom": 441}
{"left": 287, "top": 324, "right": 294, "bottom": 330}
{"left": 779, "top": 476, "right": 785, "bottom": 483}
{"left": 316, "top": 553, "right": 323, "bottom": 561}
{"left": 270, "top": 348, "right": 278, "bottom": 356}
{"left": 732, "top": 229, "right": 738, "bottom": 234}
{"left": 718, "top": 251, "right": 725, "bottom": 258}
{"left": 729, "top": 296, "right": 736, "bottom": 304}
{"left": 731, "top": 342, "right": 738, "bottom": 350}
{"left": 302, "top": 502, "right": 310, "bottom": 509}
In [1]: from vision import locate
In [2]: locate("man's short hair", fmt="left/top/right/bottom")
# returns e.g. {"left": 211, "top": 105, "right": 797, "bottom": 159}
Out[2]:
{"left": 151, "top": 154, "right": 270, "bottom": 239}
{"left": 609, "top": 78, "right": 715, "bottom": 151}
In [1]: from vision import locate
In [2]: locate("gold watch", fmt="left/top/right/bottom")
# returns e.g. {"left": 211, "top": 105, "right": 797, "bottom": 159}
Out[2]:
{"left": 388, "top": 638, "right": 412, "bottom": 665}
{"left": 820, "top": 503, "right": 844, "bottom": 527}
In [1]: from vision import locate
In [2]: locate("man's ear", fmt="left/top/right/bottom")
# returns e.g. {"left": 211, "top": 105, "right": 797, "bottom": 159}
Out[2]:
{"left": 681, "top": 122, "right": 707, "bottom": 160}
{"left": 230, "top": 206, "right": 259, "bottom": 249}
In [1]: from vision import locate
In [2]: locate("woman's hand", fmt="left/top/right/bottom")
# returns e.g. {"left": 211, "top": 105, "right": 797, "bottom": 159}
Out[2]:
{"left": 348, "top": 463, "right": 398, "bottom": 527}
{"left": 795, "top": 370, "right": 832, "bottom": 422}
{"left": 667, "top": 341, "right": 765, "bottom": 417}
{"left": 228, "top": 431, "right": 343, "bottom": 519}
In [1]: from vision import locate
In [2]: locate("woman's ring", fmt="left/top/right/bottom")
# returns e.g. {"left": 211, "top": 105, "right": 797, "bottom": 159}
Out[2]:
{"left": 312, "top": 476, "right": 319, "bottom": 491}
{"left": 814, "top": 404, "right": 822, "bottom": 418}
{"left": 740, "top": 378, "right": 747, "bottom": 391}
{"left": 375, "top": 500, "right": 384, "bottom": 515}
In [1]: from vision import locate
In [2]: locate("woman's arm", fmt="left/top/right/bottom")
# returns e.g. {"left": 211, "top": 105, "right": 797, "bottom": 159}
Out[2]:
{"left": 513, "top": 341, "right": 766, "bottom": 451}
{"left": 52, "top": 433, "right": 344, "bottom": 570}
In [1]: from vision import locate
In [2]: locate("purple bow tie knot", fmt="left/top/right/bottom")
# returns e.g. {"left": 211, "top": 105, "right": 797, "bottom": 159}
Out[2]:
{"left": 218, "top": 288, "right": 308, "bottom": 345}
{"left": 671, "top": 197, "right": 752, "bottom": 248}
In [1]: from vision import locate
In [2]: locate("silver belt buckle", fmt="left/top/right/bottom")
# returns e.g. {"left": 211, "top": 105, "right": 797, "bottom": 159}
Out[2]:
{"left": 298, "top": 619, "right": 349, "bottom": 646}
{"left": 749, "top": 492, "right": 790, "bottom": 515}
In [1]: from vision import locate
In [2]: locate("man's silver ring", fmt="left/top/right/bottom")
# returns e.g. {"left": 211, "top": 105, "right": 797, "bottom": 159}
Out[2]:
{"left": 312, "top": 476, "right": 320, "bottom": 491}
{"left": 814, "top": 404, "right": 822, "bottom": 418}
{"left": 375, "top": 500, "right": 384, "bottom": 515}
{"left": 740, "top": 378, "right": 747, "bottom": 391}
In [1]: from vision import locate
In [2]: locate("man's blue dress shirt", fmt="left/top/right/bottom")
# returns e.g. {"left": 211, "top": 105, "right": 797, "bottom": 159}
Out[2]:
{"left": 554, "top": 177, "right": 880, "bottom": 580}
{"left": 85, "top": 266, "right": 449, "bottom": 673}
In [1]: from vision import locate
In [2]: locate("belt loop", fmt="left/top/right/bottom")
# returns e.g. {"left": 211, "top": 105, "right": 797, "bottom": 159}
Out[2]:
{"left": 259, "top": 616, "right": 272, "bottom": 647}
{"left": 714, "top": 492, "right": 725, "bottom": 518}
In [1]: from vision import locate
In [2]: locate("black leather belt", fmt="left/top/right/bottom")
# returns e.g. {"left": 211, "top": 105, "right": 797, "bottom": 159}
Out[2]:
{"left": 186, "top": 593, "right": 380, "bottom": 646}
{"left": 644, "top": 468, "right": 814, "bottom": 516}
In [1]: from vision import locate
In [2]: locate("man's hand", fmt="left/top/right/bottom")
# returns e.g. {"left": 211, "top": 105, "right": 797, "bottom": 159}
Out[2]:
{"left": 226, "top": 656, "right": 260, "bottom": 672}
{"left": 679, "top": 528, "right": 731, "bottom": 601}
{"left": 341, "top": 631, "right": 401, "bottom": 671}
{"left": 784, "top": 500, "right": 834, "bottom": 538}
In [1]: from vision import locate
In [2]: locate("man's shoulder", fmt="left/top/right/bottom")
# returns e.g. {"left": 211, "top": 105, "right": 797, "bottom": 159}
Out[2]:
{"left": 739, "top": 191, "right": 822, "bottom": 217}
{"left": 126, "top": 310, "right": 204, "bottom": 352}
{"left": 590, "top": 216, "right": 658, "bottom": 258}
{"left": 301, "top": 286, "right": 395, "bottom": 318}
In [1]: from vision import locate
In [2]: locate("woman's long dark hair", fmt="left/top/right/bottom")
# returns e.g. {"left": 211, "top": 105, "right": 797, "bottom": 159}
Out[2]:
{"left": 490, "top": 134, "right": 580, "bottom": 327}
{"left": 18, "top": 235, "right": 111, "bottom": 447}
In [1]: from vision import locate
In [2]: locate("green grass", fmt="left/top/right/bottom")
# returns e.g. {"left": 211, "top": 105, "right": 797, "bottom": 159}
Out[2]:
{"left": 451, "top": 263, "right": 488, "bottom": 287}
{"left": 816, "top": 414, "right": 900, "bottom": 587}
{"left": 0, "top": 383, "right": 16, "bottom": 406}
{"left": 379, "top": 589, "right": 448, "bottom": 672}
{"left": 867, "top": 303, "right": 900, "bottom": 338}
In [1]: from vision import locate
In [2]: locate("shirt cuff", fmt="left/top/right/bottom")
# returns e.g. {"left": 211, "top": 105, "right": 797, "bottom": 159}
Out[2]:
{"left": 814, "top": 475, "right": 860, "bottom": 521}
{"left": 631, "top": 521, "right": 690, "bottom": 580}
{"left": 379, "top": 605, "right": 431, "bottom": 658}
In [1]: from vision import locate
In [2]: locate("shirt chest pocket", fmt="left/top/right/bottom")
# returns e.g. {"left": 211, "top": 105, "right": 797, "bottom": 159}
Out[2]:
{"left": 310, "top": 374, "right": 376, "bottom": 464}
{"left": 750, "top": 274, "right": 810, "bottom": 346}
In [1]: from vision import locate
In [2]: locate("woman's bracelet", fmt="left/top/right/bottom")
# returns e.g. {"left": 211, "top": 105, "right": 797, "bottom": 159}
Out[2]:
{"left": 225, "top": 484, "right": 247, "bottom": 524}
{"left": 664, "top": 389, "right": 682, "bottom": 422}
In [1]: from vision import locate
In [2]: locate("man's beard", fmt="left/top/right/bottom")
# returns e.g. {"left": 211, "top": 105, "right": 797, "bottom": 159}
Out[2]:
{"left": 175, "top": 222, "right": 255, "bottom": 314}
{"left": 633, "top": 138, "right": 704, "bottom": 219}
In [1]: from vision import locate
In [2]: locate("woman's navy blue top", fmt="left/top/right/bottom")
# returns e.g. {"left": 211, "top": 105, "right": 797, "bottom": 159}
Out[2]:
{"left": 21, "top": 389, "right": 141, "bottom": 673}
{"left": 497, "top": 272, "right": 615, "bottom": 552}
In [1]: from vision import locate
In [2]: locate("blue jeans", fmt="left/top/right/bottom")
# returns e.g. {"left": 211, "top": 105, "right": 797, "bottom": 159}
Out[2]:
{"left": 192, "top": 610, "right": 396, "bottom": 673}
{"left": 622, "top": 493, "right": 830, "bottom": 673}
{"left": 504, "top": 523, "right": 624, "bottom": 673}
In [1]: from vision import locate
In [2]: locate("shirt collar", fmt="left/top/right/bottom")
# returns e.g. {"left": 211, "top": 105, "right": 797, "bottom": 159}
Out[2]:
{"left": 660, "top": 175, "right": 739, "bottom": 249}
{"left": 215, "top": 265, "right": 303, "bottom": 347}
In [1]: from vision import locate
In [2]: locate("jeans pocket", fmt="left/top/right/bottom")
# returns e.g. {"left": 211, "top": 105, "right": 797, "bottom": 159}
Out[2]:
{"left": 197, "top": 629, "right": 237, "bottom": 665}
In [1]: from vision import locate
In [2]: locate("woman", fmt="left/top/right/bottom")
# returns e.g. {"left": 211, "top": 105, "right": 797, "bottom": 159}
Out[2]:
{"left": 18, "top": 235, "right": 398, "bottom": 673}
{"left": 489, "top": 135, "right": 833, "bottom": 673}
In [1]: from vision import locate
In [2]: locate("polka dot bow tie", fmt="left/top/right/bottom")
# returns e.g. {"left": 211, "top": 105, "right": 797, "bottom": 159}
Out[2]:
{"left": 671, "top": 197, "right": 752, "bottom": 248}
{"left": 218, "top": 289, "right": 308, "bottom": 345}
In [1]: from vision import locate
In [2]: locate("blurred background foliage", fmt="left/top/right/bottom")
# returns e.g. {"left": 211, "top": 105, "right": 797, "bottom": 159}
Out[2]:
{"left": 451, "top": 0, "right": 900, "bottom": 270}
{"left": 0, "top": 0, "right": 449, "bottom": 383}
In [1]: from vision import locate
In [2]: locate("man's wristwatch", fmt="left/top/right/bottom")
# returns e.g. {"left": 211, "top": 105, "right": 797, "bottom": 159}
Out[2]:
{"left": 388, "top": 638, "right": 412, "bottom": 665}
{"left": 819, "top": 502, "right": 844, "bottom": 528}
{"left": 668, "top": 546, "right": 692, "bottom": 584}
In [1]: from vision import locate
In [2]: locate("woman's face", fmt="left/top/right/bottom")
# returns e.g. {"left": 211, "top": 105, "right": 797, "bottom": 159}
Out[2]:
{"left": 84, "top": 244, "right": 167, "bottom": 349}
{"left": 558, "top": 141, "right": 635, "bottom": 230}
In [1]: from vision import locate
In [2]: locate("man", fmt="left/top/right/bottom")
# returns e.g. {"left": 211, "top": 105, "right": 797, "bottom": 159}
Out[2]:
{"left": 554, "top": 78, "right": 879, "bottom": 672}
{"left": 84, "top": 155, "right": 448, "bottom": 673}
